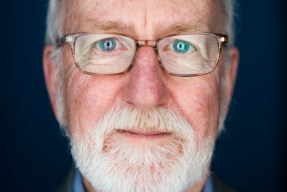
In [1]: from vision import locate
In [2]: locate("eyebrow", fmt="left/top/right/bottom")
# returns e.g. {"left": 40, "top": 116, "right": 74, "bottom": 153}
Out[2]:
{"left": 86, "top": 19, "right": 133, "bottom": 33}
{"left": 162, "top": 22, "right": 209, "bottom": 35}
{"left": 85, "top": 19, "right": 208, "bottom": 37}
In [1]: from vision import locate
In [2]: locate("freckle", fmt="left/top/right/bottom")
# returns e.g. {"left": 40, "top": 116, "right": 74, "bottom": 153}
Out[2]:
{"left": 197, "top": 103, "right": 204, "bottom": 112}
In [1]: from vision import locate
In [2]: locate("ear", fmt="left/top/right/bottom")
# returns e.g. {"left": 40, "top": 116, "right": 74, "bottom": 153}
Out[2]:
{"left": 222, "top": 47, "right": 240, "bottom": 117}
{"left": 43, "top": 45, "right": 59, "bottom": 119}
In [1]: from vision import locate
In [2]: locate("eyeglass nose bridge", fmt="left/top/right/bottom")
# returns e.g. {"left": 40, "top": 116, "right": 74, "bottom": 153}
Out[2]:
{"left": 134, "top": 40, "right": 161, "bottom": 63}
{"left": 135, "top": 40, "right": 158, "bottom": 53}
{"left": 136, "top": 40, "right": 157, "bottom": 47}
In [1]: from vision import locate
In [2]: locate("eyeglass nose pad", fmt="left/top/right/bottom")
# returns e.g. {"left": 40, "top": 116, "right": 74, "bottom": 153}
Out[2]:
{"left": 153, "top": 46, "right": 165, "bottom": 70}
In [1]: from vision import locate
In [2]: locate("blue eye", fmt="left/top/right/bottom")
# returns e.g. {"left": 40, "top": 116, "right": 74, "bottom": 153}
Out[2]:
{"left": 98, "top": 38, "right": 116, "bottom": 51}
{"left": 173, "top": 40, "right": 193, "bottom": 54}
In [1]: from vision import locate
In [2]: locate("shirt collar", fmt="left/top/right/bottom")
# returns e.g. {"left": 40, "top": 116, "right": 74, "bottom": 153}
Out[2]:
{"left": 203, "top": 174, "right": 213, "bottom": 192}
{"left": 72, "top": 169, "right": 85, "bottom": 192}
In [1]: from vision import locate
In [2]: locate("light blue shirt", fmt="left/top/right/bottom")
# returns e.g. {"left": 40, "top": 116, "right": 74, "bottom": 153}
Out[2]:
{"left": 73, "top": 169, "right": 213, "bottom": 192}
{"left": 72, "top": 169, "right": 85, "bottom": 192}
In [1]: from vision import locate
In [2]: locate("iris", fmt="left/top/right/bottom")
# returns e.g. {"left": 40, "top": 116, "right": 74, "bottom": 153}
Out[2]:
{"left": 98, "top": 38, "right": 116, "bottom": 51}
{"left": 173, "top": 40, "right": 191, "bottom": 54}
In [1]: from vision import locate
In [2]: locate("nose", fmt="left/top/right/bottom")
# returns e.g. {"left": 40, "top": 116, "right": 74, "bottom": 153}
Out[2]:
{"left": 122, "top": 46, "right": 169, "bottom": 109}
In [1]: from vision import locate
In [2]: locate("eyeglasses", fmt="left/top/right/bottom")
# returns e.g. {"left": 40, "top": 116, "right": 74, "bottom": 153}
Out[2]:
{"left": 57, "top": 33, "right": 228, "bottom": 77}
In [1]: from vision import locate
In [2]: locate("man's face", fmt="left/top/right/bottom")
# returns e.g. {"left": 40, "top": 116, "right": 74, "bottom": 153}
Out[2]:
{"left": 63, "top": 0, "right": 224, "bottom": 144}
{"left": 44, "top": 0, "right": 239, "bottom": 191}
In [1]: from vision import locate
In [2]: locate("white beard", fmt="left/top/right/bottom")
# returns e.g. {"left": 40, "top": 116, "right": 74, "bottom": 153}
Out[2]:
{"left": 70, "top": 101, "right": 215, "bottom": 192}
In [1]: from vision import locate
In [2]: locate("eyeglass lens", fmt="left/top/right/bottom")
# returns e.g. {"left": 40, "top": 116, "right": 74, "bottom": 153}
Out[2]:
{"left": 73, "top": 34, "right": 220, "bottom": 75}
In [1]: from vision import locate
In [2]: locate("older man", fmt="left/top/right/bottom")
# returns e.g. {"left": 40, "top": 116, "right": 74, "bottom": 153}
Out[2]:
{"left": 43, "top": 0, "right": 239, "bottom": 191}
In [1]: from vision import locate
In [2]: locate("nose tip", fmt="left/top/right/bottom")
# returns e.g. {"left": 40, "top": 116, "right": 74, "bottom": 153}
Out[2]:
{"left": 122, "top": 46, "right": 169, "bottom": 109}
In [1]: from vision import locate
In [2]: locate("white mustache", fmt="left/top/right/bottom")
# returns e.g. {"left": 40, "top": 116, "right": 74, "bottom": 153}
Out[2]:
{"left": 93, "top": 101, "right": 195, "bottom": 138}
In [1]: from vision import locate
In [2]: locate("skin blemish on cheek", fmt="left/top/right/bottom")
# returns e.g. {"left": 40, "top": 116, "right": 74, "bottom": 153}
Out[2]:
{"left": 197, "top": 103, "right": 204, "bottom": 112}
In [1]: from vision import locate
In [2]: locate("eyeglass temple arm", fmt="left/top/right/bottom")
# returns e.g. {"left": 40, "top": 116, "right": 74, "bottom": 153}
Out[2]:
{"left": 216, "top": 34, "right": 228, "bottom": 46}
{"left": 56, "top": 34, "right": 80, "bottom": 48}
{"left": 55, "top": 37, "right": 66, "bottom": 48}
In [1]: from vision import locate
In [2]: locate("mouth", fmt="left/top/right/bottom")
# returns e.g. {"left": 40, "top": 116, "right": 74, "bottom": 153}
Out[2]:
{"left": 116, "top": 129, "right": 171, "bottom": 142}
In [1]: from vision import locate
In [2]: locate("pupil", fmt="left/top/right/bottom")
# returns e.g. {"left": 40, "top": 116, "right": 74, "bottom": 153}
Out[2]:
{"left": 105, "top": 41, "right": 111, "bottom": 48}
{"left": 178, "top": 43, "right": 184, "bottom": 50}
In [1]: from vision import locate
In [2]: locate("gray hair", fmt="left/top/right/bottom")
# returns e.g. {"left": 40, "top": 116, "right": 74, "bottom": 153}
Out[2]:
{"left": 219, "top": 0, "right": 237, "bottom": 46}
{"left": 45, "top": 0, "right": 237, "bottom": 47}
{"left": 45, "top": 0, "right": 64, "bottom": 46}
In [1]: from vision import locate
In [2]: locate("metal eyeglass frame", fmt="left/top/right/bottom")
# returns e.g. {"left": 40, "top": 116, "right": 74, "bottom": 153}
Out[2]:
{"left": 57, "top": 32, "right": 228, "bottom": 77}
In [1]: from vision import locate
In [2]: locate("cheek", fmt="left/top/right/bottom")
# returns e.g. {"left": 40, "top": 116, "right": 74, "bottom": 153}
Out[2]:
{"left": 63, "top": 73, "right": 123, "bottom": 135}
{"left": 172, "top": 74, "right": 220, "bottom": 140}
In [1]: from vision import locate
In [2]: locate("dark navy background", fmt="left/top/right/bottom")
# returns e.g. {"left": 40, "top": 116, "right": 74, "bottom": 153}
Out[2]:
{"left": 1, "top": 0, "right": 286, "bottom": 191}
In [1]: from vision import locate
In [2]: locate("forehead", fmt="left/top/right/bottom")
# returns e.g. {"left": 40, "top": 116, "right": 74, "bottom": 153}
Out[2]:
{"left": 64, "top": 0, "right": 221, "bottom": 38}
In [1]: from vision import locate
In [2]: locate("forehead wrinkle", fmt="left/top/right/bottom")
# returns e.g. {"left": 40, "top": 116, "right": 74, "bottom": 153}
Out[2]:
{"left": 84, "top": 19, "right": 137, "bottom": 35}
{"left": 159, "top": 21, "right": 211, "bottom": 36}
